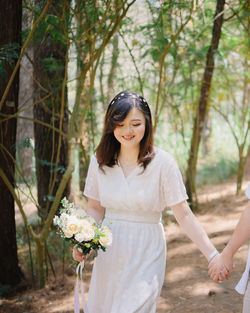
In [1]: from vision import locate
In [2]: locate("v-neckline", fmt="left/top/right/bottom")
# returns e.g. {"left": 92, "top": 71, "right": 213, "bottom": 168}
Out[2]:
{"left": 117, "top": 161, "right": 140, "bottom": 181}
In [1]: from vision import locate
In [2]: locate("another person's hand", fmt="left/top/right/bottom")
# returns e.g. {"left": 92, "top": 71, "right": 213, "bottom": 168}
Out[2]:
{"left": 208, "top": 251, "right": 234, "bottom": 283}
{"left": 72, "top": 246, "right": 86, "bottom": 262}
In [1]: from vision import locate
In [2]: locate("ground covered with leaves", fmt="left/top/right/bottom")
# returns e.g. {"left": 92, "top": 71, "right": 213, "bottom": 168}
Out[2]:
{"left": 0, "top": 178, "right": 249, "bottom": 313}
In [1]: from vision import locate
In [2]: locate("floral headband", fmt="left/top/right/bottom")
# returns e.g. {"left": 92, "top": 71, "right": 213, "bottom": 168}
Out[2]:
{"left": 109, "top": 91, "right": 149, "bottom": 109}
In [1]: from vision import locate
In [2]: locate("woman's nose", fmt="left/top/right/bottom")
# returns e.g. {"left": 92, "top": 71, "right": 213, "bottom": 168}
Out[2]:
{"left": 125, "top": 125, "right": 133, "bottom": 133}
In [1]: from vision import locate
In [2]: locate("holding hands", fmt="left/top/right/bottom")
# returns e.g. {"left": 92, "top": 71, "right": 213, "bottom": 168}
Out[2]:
{"left": 208, "top": 249, "right": 234, "bottom": 283}
{"left": 208, "top": 196, "right": 250, "bottom": 284}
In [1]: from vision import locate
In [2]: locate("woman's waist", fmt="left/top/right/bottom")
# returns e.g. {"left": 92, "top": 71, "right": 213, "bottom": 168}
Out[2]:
{"left": 104, "top": 207, "right": 162, "bottom": 224}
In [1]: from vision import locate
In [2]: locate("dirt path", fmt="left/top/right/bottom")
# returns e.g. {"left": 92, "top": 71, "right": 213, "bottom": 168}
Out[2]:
{"left": 0, "top": 179, "right": 249, "bottom": 313}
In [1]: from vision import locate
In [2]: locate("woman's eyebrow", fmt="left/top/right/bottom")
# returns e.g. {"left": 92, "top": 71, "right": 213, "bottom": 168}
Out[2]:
{"left": 131, "top": 118, "right": 142, "bottom": 122}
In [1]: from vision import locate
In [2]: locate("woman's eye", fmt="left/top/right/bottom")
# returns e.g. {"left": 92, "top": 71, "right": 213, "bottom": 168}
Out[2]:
{"left": 117, "top": 124, "right": 124, "bottom": 127}
{"left": 133, "top": 124, "right": 141, "bottom": 127}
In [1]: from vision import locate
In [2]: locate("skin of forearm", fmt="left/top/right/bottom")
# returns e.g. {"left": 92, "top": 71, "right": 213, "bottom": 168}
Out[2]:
{"left": 223, "top": 201, "right": 250, "bottom": 258}
{"left": 87, "top": 207, "right": 105, "bottom": 223}
{"left": 172, "top": 201, "right": 215, "bottom": 260}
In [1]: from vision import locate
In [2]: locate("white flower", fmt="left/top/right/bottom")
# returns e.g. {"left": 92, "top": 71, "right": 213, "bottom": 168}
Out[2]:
{"left": 78, "top": 220, "right": 95, "bottom": 241}
{"left": 99, "top": 226, "right": 112, "bottom": 247}
{"left": 53, "top": 215, "right": 60, "bottom": 226}
{"left": 64, "top": 229, "right": 74, "bottom": 238}
{"left": 60, "top": 212, "right": 69, "bottom": 227}
{"left": 64, "top": 216, "right": 81, "bottom": 237}
{"left": 75, "top": 233, "right": 85, "bottom": 242}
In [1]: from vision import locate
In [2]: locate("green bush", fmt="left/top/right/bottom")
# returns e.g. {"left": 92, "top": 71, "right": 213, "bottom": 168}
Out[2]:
{"left": 196, "top": 157, "right": 238, "bottom": 186}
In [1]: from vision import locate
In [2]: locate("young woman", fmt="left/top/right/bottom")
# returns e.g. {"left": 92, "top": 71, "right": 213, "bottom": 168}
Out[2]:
{"left": 209, "top": 185, "right": 250, "bottom": 313}
{"left": 73, "top": 91, "right": 224, "bottom": 313}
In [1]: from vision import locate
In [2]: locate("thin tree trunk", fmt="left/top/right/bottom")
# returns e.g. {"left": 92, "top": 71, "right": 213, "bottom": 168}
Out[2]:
{"left": 0, "top": 0, "right": 22, "bottom": 286}
{"left": 237, "top": 144, "right": 249, "bottom": 194}
{"left": 75, "top": 0, "right": 96, "bottom": 192}
{"left": 33, "top": 0, "right": 70, "bottom": 222}
{"left": 32, "top": 1, "right": 70, "bottom": 285}
{"left": 185, "top": 0, "right": 225, "bottom": 210}
{"left": 16, "top": 7, "right": 34, "bottom": 183}
{"left": 107, "top": 34, "right": 119, "bottom": 101}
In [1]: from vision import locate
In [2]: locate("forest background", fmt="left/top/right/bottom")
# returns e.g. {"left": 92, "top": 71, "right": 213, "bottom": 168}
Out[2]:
{"left": 0, "top": 0, "right": 249, "bottom": 310}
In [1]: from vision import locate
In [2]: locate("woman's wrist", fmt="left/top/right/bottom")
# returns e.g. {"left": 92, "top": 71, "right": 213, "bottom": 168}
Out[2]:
{"left": 222, "top": 245, "right": 234, "bottom": 260}
{"left": 207, "top": 249, "right": 219, "bottom": 263}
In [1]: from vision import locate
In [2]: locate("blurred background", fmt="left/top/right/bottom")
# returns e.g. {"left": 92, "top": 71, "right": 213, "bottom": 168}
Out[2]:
{"left": 0, "top": 0, "right": 249, "bottom": 312}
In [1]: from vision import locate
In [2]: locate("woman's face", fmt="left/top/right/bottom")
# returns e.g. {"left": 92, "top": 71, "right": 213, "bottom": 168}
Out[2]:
{"left": 113, "top": 107, "right": 146, "bottom": 149}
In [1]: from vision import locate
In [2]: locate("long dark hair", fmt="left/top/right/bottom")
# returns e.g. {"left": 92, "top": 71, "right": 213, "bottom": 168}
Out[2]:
{"left": 95, "top": 91, "right": 155, "bottom": 171}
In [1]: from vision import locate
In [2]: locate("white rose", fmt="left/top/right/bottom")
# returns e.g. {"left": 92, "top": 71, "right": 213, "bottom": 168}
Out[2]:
{"left": 75, "top": 232, "right": 85, "bottom": 243}
{"left": 99, "top": 226, "right": 112, "bottom": 247}
{"left": 60, "top": 212, "right": 69, "bottom": 228}
{"left": 79, "top": 220, "right": 95, "bottom": 241}
{"left": 64, "top": 216, "right": 81, "bottom": 236}
{"left": 64, "top": 229, "right": 74, "bottom": 238}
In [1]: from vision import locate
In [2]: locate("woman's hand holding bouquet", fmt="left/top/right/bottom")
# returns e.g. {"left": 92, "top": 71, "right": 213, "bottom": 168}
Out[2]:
{"left": 53, "top": 197, "right": 112, "bottom": 313}
{"left": 53, "top": 197, "right": 112, "bottom": 258}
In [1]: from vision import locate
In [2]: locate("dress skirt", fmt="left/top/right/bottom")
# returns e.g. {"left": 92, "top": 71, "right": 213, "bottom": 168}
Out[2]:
{"left": 87, "top": 208, "right": 167, "bottom": 313}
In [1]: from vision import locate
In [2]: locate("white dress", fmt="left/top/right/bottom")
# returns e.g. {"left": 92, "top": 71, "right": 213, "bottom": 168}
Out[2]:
{"left": 83, "top": 147, "right": 188, "bottom": 313}
{"left": 235, "top": 184, "right": 250, "bottom": 295}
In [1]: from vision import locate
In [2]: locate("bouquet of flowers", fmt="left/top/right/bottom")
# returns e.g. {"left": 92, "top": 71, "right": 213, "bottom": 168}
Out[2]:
{"left": 53, "top": 197, "right": 112, "bottom": 256}
{"left": 54, "top": 197, "right": 112, "bottom": 313}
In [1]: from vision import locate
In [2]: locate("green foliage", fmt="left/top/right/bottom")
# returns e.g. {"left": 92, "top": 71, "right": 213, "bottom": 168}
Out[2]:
{"left": 196, "top": 158, "right": 238, "bottom": 186}
{"left": 0, "top": 43, "right": 20, "bottom": 79}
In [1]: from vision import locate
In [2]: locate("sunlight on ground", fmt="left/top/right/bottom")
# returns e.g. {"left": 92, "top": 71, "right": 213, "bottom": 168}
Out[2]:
{"left": 190, "top": 281, "right": 224, "bottom": 296}
{"left": 198, "top": 180, "right": 249, "bottom": 203}
{"left": 166, "top": 266, "right": 195, "bottom": 283}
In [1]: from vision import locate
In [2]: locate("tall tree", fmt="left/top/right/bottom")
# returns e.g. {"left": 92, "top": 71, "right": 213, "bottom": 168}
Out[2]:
{"left": 185, "top": 0, "right": 225, "bottom": 210}
{"left": 33, "top": 0, "right": 70, "bottom": 222}
{"left": 16, "top": 5, "right": 35, "bottom": 183}
{"left": 0, "top": 0, "right": 22, "bottom": 285}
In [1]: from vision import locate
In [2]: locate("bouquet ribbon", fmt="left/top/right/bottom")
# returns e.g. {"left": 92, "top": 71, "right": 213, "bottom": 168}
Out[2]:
{"left": 74, "top": 260, "right": 89, "bottom": 313}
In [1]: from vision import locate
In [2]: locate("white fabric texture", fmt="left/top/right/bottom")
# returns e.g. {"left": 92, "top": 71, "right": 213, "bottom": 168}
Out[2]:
{"left": 243, "top": 279, "right": 250, "bottom": 313}
{"left": 235, "top": 184, "right": 250, "bottom": 295}
{"left": 83, "top": 147, "right": 188, "bottom": 313}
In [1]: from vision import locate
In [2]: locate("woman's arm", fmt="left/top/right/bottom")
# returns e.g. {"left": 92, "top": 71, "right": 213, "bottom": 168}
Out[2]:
{"left": 208, "top": 200, "right": 250, "bottom": 280}
{"left": 223, "top": 200, "right": 250, "bottom": 257}
{"left": 170, "top": 200, "right": 216, "bottom": 260}
{"left": 86, "top": 198, "right": 105, "bottom": 223}
{"left": 170, "top": 200, "right": 230, "bottom": 282}
{"left": 72, "top": 198, "right": 105, "bottom": 262}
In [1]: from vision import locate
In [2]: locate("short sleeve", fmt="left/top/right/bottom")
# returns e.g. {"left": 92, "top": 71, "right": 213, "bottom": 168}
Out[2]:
{"left": 246, "top": 185, "right": 250, "bottom": 199}
{"left": 83, "top": 155, "right": 100, "bottom": 201}
{"left": 162, "top": 157, "right": 188, "bottom": 207}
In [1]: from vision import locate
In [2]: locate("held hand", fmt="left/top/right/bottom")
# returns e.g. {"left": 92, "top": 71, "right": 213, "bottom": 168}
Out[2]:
{"left": 72, "top": 246, "right": 86, "bottom": 262}
{"left": 208, "top": 251, "right": 234, "bottom": 283}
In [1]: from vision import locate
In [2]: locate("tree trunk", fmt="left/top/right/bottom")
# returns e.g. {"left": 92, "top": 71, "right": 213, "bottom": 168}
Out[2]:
{"left": 16, "top": 7, "right": 34, "bottom": 183}
{"left": 33, "top": 0, "right": 70, "bottom": 221}
{"left": 0, "top": 0, "right": 22, "bottom": 286}
{"left": 107, "top": 34, "right": 119, "bottom": 101}
{"left": 185, "top": 0, "right": 225, "bottom": 210}
{"left": 237, "top": 144, "right": 249, "bottom": 194}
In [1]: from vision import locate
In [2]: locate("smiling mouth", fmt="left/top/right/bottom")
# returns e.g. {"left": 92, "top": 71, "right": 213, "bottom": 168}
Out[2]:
{"left": 122, "top": 135, "right": 135, "bottom": 141}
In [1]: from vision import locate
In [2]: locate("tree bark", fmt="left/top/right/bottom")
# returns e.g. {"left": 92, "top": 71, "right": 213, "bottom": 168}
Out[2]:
{"left": 237, "top": 144, "right": 249, "bottom": 194}
{"left": 185, "top": 0, "right": 225, "bottom": 210}
{"left": 16, "top": 7, "right": 35, "bottom": 183}
{"left": 0, "top": 0, "right": 22, "bottom": 286}
{"left": 33, "top": 0, "right": 70, "bottom": 221}
{"left": 107, "top": 34, "right": 119, "bottom": 101}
